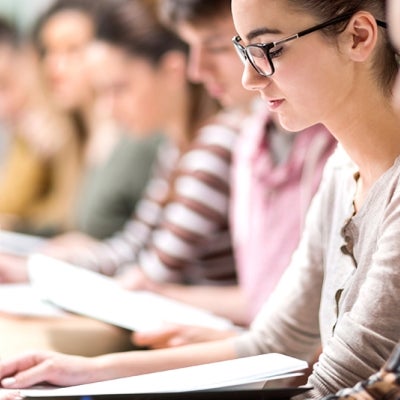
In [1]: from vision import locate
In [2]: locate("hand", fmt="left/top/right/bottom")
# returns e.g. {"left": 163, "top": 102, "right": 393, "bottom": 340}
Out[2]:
{"left": 0, "top": 351, "right": 99, "bottom": 389}
{"left": 116, "top": 267, "right": 161, "bottom": 292}
{"left": 40, "top": 232, "right": 99, "bottom": 260}
{"left": 131, "top": 323, "right": 238, "bottom": 349}
{"left": 0, "top": 253, "right": 28, "bottom": 283}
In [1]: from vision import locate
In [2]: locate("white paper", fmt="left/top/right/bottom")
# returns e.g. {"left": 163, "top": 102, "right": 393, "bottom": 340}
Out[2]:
{"left": 27, "top": 254, "right": 235, "bottom": 332}
{"left": 0, "top": 283, "right": 65, "bottom": 317}
{"left": 0, "top": 230, "right": 46, "bottom": 256}
{"left": 20, "top": 353, "right": 308, "bottom": 397}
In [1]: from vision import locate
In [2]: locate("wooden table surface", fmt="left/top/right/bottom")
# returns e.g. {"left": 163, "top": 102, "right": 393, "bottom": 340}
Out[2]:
{"left": 0, "top": 311, "right": 135, "bottom": 358}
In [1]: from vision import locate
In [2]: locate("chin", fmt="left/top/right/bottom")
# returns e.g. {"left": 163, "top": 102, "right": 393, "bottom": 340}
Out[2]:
{"left": 277, "top": 114, "right": 312, "bottom": 133}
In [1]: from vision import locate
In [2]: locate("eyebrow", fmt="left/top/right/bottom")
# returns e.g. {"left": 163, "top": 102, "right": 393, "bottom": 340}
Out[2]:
{"left": 246, "top": 27, "right": 282, "bottom": 41}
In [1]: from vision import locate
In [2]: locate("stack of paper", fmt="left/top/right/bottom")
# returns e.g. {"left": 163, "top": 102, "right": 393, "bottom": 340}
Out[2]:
{"left": 0, "top": 230, "right": 46, "bottom": 256}
{"left": 19, "top": 353, "right": 309, "bottom": 398}
{"left": 0, "top": 284, "right": 65, "bottom": 317}
{"left": 27, "top": 254, "right": 235, "bottom": 332}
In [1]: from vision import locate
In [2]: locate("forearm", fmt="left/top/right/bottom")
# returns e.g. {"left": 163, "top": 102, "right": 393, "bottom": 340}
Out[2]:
{"left": 155, "top": 284, "right": 248, "bottom": 326}
{"left": 94, "top": 339, "right": 238, "bottom": 380}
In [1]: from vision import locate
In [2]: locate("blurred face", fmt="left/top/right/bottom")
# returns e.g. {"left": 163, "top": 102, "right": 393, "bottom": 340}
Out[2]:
{"left": 86, "top": 42, "right": 166, "bottom": 135}
{"left": 388, "top": 0, "right": 400, "bottom": 111}
{"left": 231, "top": 0, "right": 352, "bottom": 132}
{"left": 177, "top": 12, "right": 255, "bottom": 109}
{"left": 0, "top": 45, "right": 26, "bottom": 123}
{"left": 39, "top": 10, "right": 94, "bottom": 111}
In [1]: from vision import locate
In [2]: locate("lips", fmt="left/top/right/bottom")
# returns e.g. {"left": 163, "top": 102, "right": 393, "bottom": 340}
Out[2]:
{"left": 264, "top": 97, "right": 284, "bottom": 111}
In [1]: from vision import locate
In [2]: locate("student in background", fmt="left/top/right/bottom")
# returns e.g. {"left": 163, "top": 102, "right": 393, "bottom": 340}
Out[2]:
{"left": 31, "top": 0, "right": 161, "bottom": 239}
{"left": 0, "top": 0, "right": 240, "bottom": 292}
{"left": 0, "top": 15, "right": 81, "bottom": 236}
{"left": 0, "top": 1, "right": 398, "bottom": 399}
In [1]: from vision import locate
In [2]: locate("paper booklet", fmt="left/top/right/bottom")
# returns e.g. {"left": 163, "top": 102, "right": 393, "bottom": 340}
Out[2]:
{"left": 0, "top": 283, "right": 66, "bottom": 317}
{"left": 27, "top": 254, "right": 235, "bottom": 332}
{"left": 17, "top": 353, "right": 309, "bottom": 398}
{"left": 0, "top": 230, "right": 47, "bottom": 256}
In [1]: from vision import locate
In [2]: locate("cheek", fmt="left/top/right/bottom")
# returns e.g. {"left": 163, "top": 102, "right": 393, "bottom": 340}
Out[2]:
{"left": 121, "top": 85, "right": 160, "bottom": 133}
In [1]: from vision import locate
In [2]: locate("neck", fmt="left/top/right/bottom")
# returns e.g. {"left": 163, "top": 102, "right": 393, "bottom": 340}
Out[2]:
{"left": 164, "top": 85, "right": 192, "bottom": 151}
{"left": 325, "top": 90, "right": 400, "bottom": 191}
{"left": 330, "top": 103, "right": 399, "bottom": 210}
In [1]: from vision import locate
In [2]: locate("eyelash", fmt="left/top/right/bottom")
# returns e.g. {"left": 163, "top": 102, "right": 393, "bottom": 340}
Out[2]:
{"left": 269, "top": 46, "right": 284, "bottom": 59}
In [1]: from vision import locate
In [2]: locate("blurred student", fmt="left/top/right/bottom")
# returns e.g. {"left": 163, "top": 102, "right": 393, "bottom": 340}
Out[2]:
{"left": 0, "top": 1, "right": 398, "bottom": 399}
{"left": 127, "top": 0, "right": 336, "bottom": 348}
{"left": 0, "top": 0, "right": 240, "bottom": 289}
{"left": 0, "top": 15, "right": 81, "bottom": 236}
{"left": 31, "top": 0, "right": 161, "bottom": 240}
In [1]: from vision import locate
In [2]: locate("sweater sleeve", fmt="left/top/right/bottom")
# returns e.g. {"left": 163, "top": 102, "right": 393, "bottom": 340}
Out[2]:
{"left": 67, "top": 120, "right": 237, "bottom": 280}
{"left": 65, "top": 143, "right": 175, "bottom": 275}
{"left": 138, "top": 122, "right": 236, "bottom": 283}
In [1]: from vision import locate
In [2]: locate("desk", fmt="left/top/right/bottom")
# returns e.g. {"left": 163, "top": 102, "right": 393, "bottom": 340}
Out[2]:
{"left": 0, "top": 311, "right": 135, "bottom": 358}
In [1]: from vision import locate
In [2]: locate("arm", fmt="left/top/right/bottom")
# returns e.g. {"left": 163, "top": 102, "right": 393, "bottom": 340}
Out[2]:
{"left": 0, "top": 340, "right": 237, "bottom": 389}
{"left": 135, "top": 122, "right": 237, "bottom": 284}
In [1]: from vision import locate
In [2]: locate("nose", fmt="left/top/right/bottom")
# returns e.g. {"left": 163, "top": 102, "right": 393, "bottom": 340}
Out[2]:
{"left": 241, "top": 62, "right": 269, "bottom": 92}
{"left": 187, "top": 46, "right": 208, "bottom": 83}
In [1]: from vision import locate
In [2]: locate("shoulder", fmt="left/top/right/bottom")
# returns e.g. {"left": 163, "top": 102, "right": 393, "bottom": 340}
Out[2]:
{"left": 194, "top": 109, "right": 244, "bottom": 152}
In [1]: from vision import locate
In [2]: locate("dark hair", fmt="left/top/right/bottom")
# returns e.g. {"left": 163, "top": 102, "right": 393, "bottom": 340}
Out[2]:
{"left": 287, "top": 0, "right": 398, "bottom": 95}
{"left": 0, "top": 16, "right": 18, "bottom": 48}
{"left": 158, "top": 0, "right": 230, "bottom": 27}
{"left": 31, "top": 0, "right": 107, "bottom": 57}
{"left": 96, "top": 0, "right": 188, "bottom": 65}
{"left": 95, "top": 0, "right": 219, "bottom": 143}
{"left": 30, "top": 0, "right": 109, "bottom": 147}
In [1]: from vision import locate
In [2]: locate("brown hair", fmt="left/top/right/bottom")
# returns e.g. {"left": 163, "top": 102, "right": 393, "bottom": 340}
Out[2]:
{"left": 158, "top": 0, "right": 231, "bottom": 27}
{"left": 96, "top": 0, "right": 219, "bottom": 144}
{"left": 286, "top": 0, "right": 398, "bottom": 96}
{"left": 31, "top": 0, "right": 111, "bottom": 146}
{"left": 0, "top": 16, "right": 18, "bottom": 48}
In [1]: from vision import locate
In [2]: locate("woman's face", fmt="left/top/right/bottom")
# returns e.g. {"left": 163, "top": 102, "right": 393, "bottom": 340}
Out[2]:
{"left": 39, "top": 10, "right": 94, "bottom": 111}
{"left": 231, "top": 0, "right": 352, "bottom": 132}
{"left": 86, "top": 42, "right": 166, "bottom": 135}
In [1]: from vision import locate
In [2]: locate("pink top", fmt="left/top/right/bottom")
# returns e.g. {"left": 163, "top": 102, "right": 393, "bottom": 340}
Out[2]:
{"left": 231, "top": 106, "right": 337, "bottom": 323}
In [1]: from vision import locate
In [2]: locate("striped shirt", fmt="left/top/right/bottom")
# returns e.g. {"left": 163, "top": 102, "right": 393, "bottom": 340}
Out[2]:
{"left": 69, "top": 111, "right": 240, "bottom": 285}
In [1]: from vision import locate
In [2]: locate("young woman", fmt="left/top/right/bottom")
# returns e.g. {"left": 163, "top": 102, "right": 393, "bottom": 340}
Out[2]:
{"left": 0, "top": 16, "right": 80, "bottom": 236}
{"left": 0, "top": 0, "right": 398, "bottom": 399}
{"left": 31, "top": 0, "right": 160, "bottom": 239}
{"left": 0, "top": 0, "right": 240, "bottom": 293}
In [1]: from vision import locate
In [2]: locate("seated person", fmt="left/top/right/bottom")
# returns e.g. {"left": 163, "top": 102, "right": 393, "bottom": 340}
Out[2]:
{"left": 0, "top": 2, "right": 399, "bottom": 400}
{"left": 0, "top": 16, "right": 81, "bottom": 236}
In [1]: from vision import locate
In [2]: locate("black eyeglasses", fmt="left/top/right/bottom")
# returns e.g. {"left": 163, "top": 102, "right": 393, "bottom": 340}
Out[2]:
{"left": 232, "top": 12, "right": 387, "bottom": 77}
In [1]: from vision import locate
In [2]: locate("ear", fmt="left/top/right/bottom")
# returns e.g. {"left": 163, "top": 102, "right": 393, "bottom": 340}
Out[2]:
{"left": 158, "top": 50, "right": 187, "bottom": 79}
{"left": 344, "top": 11, "right": 379, "bottom": 62}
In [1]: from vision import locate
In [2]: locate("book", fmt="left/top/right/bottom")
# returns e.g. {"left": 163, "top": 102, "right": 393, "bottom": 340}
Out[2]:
{"left": 0, "top": 230, "right": 47, "bottom": 256}
{"left": 0, "top": 283, "right": 65, "bottom": 317}
{"left": 27, "top": 254, "right": 235, "bottom": 332}
{"left": 18, "top": 353, "right": 310, "bottom": 398}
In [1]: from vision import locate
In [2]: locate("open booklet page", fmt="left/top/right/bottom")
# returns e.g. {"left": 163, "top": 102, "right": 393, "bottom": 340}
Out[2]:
{"left": 27, "top": 254, "right": 235, "bottom": 332}
{"left": 17, "top": 353, "right": 309, "bottom": 397}
{"left": 0, "top": 283, "right": 65, "bottom": 317}
{"left": 0, "top": 230, "right": 47, "bottom": 256}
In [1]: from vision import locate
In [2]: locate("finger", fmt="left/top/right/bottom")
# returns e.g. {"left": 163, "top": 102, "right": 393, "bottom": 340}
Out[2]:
{"left": 0, "top": 352, "right": 48, "bottom": 381}
{"left": 1, "top": 359, "right": 58, "bottom": 389}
